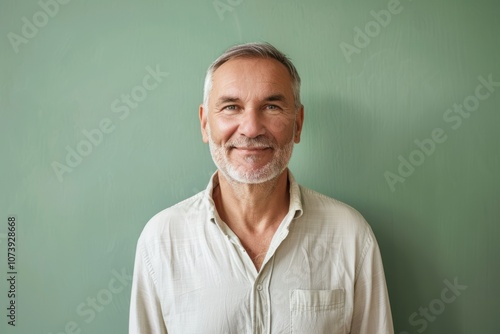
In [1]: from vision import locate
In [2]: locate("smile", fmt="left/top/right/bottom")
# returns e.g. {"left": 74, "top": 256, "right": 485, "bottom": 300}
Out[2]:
{"left": 233, "top": 147, "right": 271, "bottom": 153}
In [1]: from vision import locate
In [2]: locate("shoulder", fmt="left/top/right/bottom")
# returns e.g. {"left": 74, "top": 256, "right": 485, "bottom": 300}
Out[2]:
{"left": 138, "top": 190, "right": 209, "bottom": 245}
{"left": 296, "top": 186, "right": 380, "bottom": 271}
{"left": 297, "top": 185, "right": 373, "bottom": 237}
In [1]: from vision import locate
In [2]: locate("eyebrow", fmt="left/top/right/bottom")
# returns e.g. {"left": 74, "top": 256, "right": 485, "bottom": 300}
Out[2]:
{"left": 264, "top": 94, "right": 287, "bottom": 103}
{"left": 215, "top": 96, "right": 240, "bottom": 107}
{"left": 215, "top": 94, "right": 288, "bottom": 107}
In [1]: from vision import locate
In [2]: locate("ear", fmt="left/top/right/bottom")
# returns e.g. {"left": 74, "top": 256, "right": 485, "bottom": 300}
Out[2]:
{"left": 293, "top": 105, "right": 304, "bottom": 143}
{"left": 199, "top": 104, "right": 209, "bottom": 143}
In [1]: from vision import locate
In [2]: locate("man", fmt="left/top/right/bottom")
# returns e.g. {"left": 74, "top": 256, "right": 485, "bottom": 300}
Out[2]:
{"left": 129, "top": 42, "right": 394, "bottom": 333}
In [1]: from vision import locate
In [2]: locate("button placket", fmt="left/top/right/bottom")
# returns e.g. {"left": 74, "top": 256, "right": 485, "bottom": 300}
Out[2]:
{"left": 253, "top": 255, "right": 275, "bottom": 334}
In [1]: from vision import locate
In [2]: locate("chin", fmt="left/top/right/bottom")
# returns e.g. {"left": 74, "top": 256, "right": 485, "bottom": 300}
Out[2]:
{"left": 223, "top": 164, "right": 287, "bottom": 185}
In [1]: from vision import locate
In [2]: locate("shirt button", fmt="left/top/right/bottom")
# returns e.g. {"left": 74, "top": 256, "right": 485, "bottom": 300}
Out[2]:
{"left": 256, "top": 284, "right": 263, "bottom": 291}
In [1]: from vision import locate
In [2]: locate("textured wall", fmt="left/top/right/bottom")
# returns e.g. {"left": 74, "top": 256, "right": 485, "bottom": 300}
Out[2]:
{"left": 1, "top": 0, "right": 498, "bottom": 333}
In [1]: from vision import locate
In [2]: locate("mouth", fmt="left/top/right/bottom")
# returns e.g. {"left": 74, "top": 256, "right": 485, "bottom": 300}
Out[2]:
{"left": 232, "top": 146, "right": 272, "bottom": 153}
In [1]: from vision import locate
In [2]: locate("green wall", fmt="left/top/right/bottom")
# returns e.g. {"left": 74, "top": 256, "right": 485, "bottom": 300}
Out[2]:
{"left": 1, "top": 0, "right": 498, "bottom": 333}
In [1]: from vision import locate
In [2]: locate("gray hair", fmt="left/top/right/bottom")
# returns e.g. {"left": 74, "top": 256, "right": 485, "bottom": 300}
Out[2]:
{"left": 202, "top": 42, "right": 302, "bottom": 110}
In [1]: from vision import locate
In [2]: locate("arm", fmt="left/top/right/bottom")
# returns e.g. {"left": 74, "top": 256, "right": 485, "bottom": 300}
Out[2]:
{"left": 129, "top": 239, "right": 168, "bottom": 334}
{"left": 350, "top": 230, "right": 394, "bottom": 334}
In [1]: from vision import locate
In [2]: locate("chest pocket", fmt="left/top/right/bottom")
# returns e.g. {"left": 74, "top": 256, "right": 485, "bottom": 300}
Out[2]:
{"left": 290, "top": 289, "right": 345, "bottom": 334}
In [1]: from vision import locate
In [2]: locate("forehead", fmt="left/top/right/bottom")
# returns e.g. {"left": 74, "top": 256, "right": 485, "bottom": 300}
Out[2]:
{"left": 210, "top": 57, "right": 294, "bottom": 99}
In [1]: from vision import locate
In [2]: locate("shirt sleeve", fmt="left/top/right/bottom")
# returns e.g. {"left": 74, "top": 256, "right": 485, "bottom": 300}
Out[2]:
{"left": 129, "top": 237, "right": 168, "bottom": 334}
{"left": 349, "top": 229, "right": 394, "bottom": 334}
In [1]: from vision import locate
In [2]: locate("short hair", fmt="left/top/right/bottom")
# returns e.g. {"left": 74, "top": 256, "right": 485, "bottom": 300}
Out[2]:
{"left": 203, "top": 42, "right": 302, "bottom": 110}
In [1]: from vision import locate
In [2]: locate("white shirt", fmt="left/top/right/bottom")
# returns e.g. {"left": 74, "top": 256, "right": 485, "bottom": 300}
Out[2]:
{"left": 129, "top": 170, "right": 394, "bottom": 334}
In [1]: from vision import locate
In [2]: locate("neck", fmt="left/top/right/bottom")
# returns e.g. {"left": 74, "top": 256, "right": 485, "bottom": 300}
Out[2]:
{"left": 213, "top": 169, "right": 290, "bottom": 234}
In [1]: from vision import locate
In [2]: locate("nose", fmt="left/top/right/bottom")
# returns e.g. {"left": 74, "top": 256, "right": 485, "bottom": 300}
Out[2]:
{"left": 238, "top": 108, "right": 266, "bottom": 138}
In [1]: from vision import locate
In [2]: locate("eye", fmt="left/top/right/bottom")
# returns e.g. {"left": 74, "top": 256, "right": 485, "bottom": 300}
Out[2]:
{"left": 222, "top": 105, "right": 239, "bottom": 111}
{"left": 265, "top": 104, "right": 282, "bottom": 112}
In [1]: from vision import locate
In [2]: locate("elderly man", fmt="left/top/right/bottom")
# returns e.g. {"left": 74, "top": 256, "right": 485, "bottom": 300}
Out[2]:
{"left": 129, "top": 42, "right": 393, "bottom": 334}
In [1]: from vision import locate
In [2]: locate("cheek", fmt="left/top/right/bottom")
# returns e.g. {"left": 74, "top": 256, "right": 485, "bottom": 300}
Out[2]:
{"left": 269, "top": 116, "right": 295, "bottom": 139}
{"left": 209, "top": 117, "right": 238, "bottom": 142}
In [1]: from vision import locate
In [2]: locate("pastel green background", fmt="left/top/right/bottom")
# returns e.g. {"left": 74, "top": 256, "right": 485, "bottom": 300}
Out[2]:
{"left": 1, "top": 0, "right": 498, "bottom": 333}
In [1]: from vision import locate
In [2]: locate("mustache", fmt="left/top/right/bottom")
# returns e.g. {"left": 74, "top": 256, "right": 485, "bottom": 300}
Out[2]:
{"left": 225, "top": 136, "right": 276, "bottom": 149}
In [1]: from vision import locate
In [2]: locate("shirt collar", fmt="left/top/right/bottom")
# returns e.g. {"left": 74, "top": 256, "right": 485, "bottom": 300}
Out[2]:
{"left": 205, "top": 169, "right": 303, "bottom": 223}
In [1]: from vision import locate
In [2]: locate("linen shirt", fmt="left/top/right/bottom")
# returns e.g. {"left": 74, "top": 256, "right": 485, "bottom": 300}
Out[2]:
{"left": 129, "top": 170, "right": 393, "bottom": 334}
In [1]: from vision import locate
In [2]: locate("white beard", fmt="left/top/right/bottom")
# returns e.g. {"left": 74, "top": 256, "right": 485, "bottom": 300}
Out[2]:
{"left": 206, "top": 124, "right": 295, "bottom": 184}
